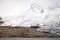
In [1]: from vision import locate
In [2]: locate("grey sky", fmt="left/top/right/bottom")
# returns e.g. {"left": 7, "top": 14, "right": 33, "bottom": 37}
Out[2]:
{"left": 0, "top": 0, "right": 60, "bottom": 17}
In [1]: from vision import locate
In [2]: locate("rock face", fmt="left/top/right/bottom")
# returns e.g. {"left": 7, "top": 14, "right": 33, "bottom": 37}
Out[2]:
{"left": 0, "top": 17, "right": 4, "bottom": 25}
{"left": 0, "top": 17, "right": 2, "bottom": 20}
{"left": 0, "top": 21, "right": 4, "bottom": 25}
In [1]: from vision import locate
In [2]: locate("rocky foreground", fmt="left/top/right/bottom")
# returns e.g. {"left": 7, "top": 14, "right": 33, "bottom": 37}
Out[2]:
{"left": 0, "top": 26, "right": 60, "bottom": 38}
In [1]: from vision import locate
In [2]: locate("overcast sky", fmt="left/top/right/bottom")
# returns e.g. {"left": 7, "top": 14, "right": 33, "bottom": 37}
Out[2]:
{"left": 0, "top": 0, "right": 35, "bottom": 17}
{"left": 0, "top": 0, "right": 60, "bottom": 17}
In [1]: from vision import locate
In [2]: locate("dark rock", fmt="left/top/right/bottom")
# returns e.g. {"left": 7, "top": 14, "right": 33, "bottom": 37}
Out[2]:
{"left": 30, "top": 26, "right": 40, "bottom": 28}
{"left": 0, "top": 21, "right": 4, "bottom": 25}
{"left": 42, "top": 31, "right": 50, "bottom": 33}
{"left": 0, "top": 17, "right": 2, "bottom": 20}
